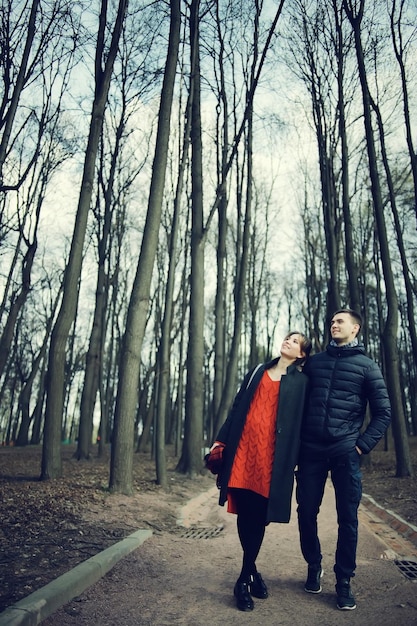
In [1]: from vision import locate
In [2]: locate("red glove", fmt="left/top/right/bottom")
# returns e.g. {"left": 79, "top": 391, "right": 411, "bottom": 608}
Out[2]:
{"left": 204, "top": 443, "right": 225, "bottom": 474}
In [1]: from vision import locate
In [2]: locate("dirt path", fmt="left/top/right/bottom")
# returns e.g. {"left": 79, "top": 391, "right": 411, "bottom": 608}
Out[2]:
{"left": 42, "top": 482, "right": 417, "bottom": 626}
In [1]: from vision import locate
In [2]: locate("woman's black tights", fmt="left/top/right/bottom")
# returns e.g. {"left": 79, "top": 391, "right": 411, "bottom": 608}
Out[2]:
{"left": 232, "top": 489, "right": 268, "bottom": 583}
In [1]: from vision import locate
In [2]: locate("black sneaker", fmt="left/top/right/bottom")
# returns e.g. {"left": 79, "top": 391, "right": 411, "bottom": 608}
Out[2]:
{"left": 304, "top": 566, "right": 323, "bottom": 593}
{"left": 336, "top": 578, "right": 356, "bottom": 610}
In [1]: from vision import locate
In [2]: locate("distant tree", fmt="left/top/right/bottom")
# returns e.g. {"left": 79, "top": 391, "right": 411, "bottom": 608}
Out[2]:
{"left": 15, "top": 288, "right": 61, "bottom": 446}
{"left": 0, "top": 0, "right": 79, "bottom": 384}
{"left": 0, "top": 0, "right": 40, "bottom": 188}
{"left": 287, "top": 1, "right": 341, "bottom": 320}
{"left": 154, "top": 64, "right": 192, "bottom": 487}
{"left": 75, "top": 8, "right": 159, "bottom": 461}
{"left": 210, "top": 0, "right": 286, "bottom": 439}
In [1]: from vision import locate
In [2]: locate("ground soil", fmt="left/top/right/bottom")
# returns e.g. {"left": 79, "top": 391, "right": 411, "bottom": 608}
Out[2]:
{"left": 1, "top": 439, "right": 416, "bottom": 623}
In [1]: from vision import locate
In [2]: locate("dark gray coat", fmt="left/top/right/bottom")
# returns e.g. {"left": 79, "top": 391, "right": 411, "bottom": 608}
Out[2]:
{"left": 215, "top": 358, "right": 308, "bottom": 523}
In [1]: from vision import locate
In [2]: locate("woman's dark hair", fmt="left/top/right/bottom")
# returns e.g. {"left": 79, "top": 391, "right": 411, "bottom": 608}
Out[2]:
{"left": 284, "top": 331, "right": 312, "bottom": 366}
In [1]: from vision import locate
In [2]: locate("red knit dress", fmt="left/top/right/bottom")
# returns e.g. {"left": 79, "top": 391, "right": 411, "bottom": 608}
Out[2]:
{"left": 227, "top": 371, "right": 280, "bottom": 513}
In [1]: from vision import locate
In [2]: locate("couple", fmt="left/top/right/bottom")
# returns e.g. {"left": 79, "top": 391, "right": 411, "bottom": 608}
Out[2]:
{"left": 208, "top": 309, "right": 391, "bottom": 612}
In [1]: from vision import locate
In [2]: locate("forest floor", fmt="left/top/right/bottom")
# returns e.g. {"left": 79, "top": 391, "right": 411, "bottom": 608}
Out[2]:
{"left": 0, "top": 438, "right": 416, "bottom": 616}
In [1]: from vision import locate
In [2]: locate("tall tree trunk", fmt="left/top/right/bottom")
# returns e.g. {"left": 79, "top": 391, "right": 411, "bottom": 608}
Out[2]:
{"left": 41, "top": 0, "right": 128, "bottom": 480}
{"left": 155, "top": 110, "right": 192, "bottom": 485}
{"left": 75, "top": 116, "right": 124, "bottom": 461}
{"left": 213, "top": 3, "right": 261, "bottom": 437}
{"left": 213, "top": 129, "right": 254, "bottom": 436}
{"left": 212, "top": 194, "right": 227, "bottom": 440}
{"left": 390, "top": 0, "right": 417, "bottom": 228}
{"left": 209, "top": 1, "right": 286, "bottom": 437}
{"left": 109, "top": 0, "right": 181, "bottom": 494}
{"left": 333, "top": 0, "right": 361, "bottom": 311}
{"left": 295, "top": 6, "right": 341, "bottom": 321}
{"left": 211, "top": 1, "right": 229, "bottom": 443}
{"left": 177, "top": 0, "right": 205, "bottom": 477}
{"left": 370, "top": 94, "right": 417, "bottom": 371}
{"left": 343, "top": 0, "right": 412, "bottom": 477}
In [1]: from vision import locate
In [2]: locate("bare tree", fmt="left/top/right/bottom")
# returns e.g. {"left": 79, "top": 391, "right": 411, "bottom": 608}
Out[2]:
{"left": 0, "top": 0, "right": 79, "bottom": 382}
{"left": 286, "top": 0, "right": 348, "bottom": 320}
{"left": 75, "top": 10, "right": 158, "bottom": 460}
{"left": 15, "top": 287, "right": 61, "bottom": 446}
{"left": 41, "top": 0, "right": 129, "bottom": 480}
{"left": 332, "top": 0, "right": 361, "bottom": 311}
{"left": 343, "top": 0, "right": 412, "bottom": 477}
{"left": 176, "top": 0, "right": 205, "bottom": 477}
{"left": 109, "top": 0, "right": 181, "bottom": 494}
{"left": 0, "top": 0, "right": 40, "bottom": 189}
{"left": 390, "top": 0, "right": 417, "bottom": 228}
{"left": 209, "top": 0, "right": 287, "bottom": 441}
{"left": 154, "top": 67, "right": 193, "bottom": 486}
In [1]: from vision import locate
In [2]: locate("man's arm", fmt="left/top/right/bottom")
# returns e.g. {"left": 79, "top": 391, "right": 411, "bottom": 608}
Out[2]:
{"left": 356, "top": 361, "right": 391, "bottom": 454}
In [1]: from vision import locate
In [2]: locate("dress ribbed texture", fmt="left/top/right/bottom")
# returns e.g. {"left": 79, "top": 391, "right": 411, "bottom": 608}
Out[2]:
{"left": 228, "top": 371, "right": 280, "bottom": 500}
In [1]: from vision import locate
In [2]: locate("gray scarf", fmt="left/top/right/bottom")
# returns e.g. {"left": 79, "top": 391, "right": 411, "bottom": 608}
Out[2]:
{"left": 330, "top": 338, "right": 359, "bottom": 349}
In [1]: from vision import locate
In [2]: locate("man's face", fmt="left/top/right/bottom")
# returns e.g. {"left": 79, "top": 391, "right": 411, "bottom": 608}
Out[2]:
{"left": 330, "top": 313, "right": 360, "bottom": 345}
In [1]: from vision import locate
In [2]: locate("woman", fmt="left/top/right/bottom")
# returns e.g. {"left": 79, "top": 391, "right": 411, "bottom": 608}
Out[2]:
{"left": 207, "top": 331, "right": 311, "bottom": 612}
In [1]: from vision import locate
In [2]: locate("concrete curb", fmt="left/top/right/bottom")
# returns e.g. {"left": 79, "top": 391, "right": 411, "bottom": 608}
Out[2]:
{"left": 0, "top": 529, "right": 152, "bottom": 626}
{"left": 362, "top": 492, "right": 417, "bottom": 548}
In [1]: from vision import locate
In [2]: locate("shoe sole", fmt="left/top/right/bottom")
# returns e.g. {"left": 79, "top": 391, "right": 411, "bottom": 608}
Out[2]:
{"left": 236, "top": 604, "right": 254, "bottom": 611}
{"left": 337, "top": 604, "right": 356, "bottom": 610}
{"left": 304, "top": 568, "right": 324, "bottom": 594}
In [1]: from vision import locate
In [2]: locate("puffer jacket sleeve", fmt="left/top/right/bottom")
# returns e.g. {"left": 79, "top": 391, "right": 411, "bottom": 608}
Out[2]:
{"left": 356, "top": 361, "right": 391, "bottom": 454}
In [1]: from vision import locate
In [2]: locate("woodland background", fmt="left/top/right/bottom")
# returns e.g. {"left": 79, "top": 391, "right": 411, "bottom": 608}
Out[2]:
{"left": 0, "top": 0, "right": 416, "bottom": 499}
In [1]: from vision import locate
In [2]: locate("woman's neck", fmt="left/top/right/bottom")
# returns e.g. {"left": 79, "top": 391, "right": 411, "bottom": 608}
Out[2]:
{"left": 268, "top": 357, "right": 294, "bottom": 381}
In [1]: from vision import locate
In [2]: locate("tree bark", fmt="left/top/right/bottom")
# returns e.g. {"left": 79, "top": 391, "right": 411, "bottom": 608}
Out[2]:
{"left": 176, "top": 0, "right": 205, "bottom": 477}
{"left": 109, "top": 0, "right": 181, "bottom": 494}
{"left": 343, "top": 0, "right": 412, "bottom": 477}
{"left": 211, "top": 0, "right": 229, "bottom": 443}
{"left": 390, "top": 0, "right": 417, "bottom": 228}
{"left": 333, "top": 0, "right": 361, "bottom": 311}
{"left": 75, "top": 114, "right": 125, "bottom": 461}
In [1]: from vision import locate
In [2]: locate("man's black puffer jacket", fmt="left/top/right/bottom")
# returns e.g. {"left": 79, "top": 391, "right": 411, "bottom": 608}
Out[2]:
{"left": 301, "top": 343, "right": 391, "bottom": 456}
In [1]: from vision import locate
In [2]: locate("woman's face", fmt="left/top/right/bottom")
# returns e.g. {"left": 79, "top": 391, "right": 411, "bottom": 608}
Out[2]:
{"left": 280, "top": 333, "right": 305, "bottom": 361}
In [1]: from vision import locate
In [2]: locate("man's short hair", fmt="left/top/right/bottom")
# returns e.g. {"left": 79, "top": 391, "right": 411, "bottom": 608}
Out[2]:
{"left": 332, "top": 308, "right": 362, "bottom": 329}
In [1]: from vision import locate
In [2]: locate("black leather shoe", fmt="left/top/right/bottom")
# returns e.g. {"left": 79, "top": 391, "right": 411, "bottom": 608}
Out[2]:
{"left": 234, "top": 581, "right": 254, "bottom": 611}
{"left": 250, "top": 571, "right": 268, "bottom": 599}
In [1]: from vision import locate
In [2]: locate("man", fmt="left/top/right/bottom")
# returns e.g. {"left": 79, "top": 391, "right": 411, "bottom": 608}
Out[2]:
{"left": 296, "top": 309, "right": 391, "bottom": 611}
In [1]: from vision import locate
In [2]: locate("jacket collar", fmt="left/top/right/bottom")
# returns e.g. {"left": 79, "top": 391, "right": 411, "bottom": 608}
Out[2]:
{"left": 329, "top": 338, "right": 359, "bottom": 349}
{"left": 265, "top": 357, "right": 299, "bottom": 373}
{"left": 327, "top": 342, "right": 365, "bottom": 356}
